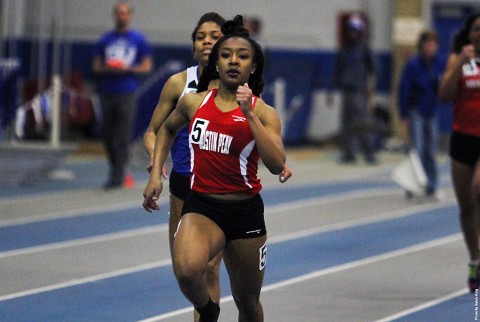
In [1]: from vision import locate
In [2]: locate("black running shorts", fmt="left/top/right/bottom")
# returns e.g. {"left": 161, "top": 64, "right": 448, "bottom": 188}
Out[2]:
{"left": 181, "top": 192, "right": 266, "bottom": 241}
{"left": 449, "top": 131, "right": 480, "bottom": 168}
{"left": 169, "top": 169, "right": 191, "bottom": 201}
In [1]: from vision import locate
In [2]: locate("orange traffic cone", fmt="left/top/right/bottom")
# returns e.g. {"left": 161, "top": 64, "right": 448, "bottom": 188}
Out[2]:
{"left": 124, "top": 173, "right": 135, "bottom": 188}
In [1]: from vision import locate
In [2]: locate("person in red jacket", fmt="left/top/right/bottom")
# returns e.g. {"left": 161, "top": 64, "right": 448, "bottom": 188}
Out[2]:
{"left": 143, "top": 15, "right": 288, "bottom": 322}
{"left": 438, "top": 12, "right": 480, "bottom": 293}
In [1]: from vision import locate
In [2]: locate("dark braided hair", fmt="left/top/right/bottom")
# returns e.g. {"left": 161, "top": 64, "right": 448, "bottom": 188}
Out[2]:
{"left": 197, "top": 15, "right": 265, "bottom": 96}
{"left": 451, "top": 13, "right": 480, "bottom": 54}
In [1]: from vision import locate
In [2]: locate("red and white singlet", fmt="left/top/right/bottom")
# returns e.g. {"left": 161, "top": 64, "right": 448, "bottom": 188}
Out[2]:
{"left": 453, "top": 58, "right": 480, "bottom": 137}
{"left": 189, "top": 89, "right": 262, "bottom": 195}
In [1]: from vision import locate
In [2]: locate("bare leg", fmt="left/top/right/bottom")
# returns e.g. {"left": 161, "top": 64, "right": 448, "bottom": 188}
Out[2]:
{"left": 169, "top": 196, "right": 223, "bottom": 322}
{"left": 172, "top": 213, "right": 225, "bottom": 309}
{"left": 451, "top": 160, "right": 479, "bottom": 261}
{"left": 223, "top": 236, "right": 267, "bottom": 322}
{"left": 168, "top": 194, "right": 184, "bottom": 256}
{"left": 472, "top": 160, "right": 480, "bottom": 257}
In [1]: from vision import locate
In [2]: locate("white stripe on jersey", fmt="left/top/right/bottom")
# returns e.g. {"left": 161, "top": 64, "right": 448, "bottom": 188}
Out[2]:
{"left": 239, "top": 139, "right": 256, "bottom": 189}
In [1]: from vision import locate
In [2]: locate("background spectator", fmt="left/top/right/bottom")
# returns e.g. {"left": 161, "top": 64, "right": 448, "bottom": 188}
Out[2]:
{"left": 327, "top": 13, "right": 377, "bottom": 165}
{"left": 398, "top": 30, "right": 446, "bottom": 199}
{"left": 92, "top": 1, "right": 153, "bottom": 189}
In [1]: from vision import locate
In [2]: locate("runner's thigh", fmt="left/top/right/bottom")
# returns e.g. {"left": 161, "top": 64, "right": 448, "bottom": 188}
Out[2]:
{"left": 223, "top": 236, "right": 268, "bottom": 296}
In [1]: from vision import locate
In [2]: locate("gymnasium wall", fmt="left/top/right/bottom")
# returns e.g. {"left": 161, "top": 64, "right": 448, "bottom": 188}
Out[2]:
{"left": 0, "top": 0, "right": 466, "bottom": 144}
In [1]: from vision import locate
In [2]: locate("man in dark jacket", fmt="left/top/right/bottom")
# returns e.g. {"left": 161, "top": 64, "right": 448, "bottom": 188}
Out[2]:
{"left": 328, "top": 13, "right": 377, "bottom": 164}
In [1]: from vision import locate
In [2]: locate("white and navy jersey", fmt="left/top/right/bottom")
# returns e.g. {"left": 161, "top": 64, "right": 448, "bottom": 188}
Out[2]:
{"left": 181, "top": 66, "right": 199, "bottom": 96}
{"left": 171, "top": 66, "right": 199, "bottom": 175}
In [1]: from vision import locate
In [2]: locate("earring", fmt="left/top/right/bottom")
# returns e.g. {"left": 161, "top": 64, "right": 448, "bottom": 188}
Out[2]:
{"left": 193, "top": 52, "right": 197, "bottom": 60}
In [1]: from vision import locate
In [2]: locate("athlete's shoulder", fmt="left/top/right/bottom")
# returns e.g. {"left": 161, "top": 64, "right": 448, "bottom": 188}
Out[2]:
{"left": 254, "top": 97, "right": 280, "bottom": 125}
{"left": 254, "top": 97, "right": 273, "bottom": 111}
{"left": 164, "top": 70, "right": 188, "bottom": 93}
{"left": 178, "top": 90, "right": 211, "bottom": 117}
{"left": 179, "top": 89, "right": 210, "bottom": 106}
{"left": 183, "top": 89, "right": 210, "bottom": 103}
{"left": 170, "top": 69, "right": 188, "bottom": 83}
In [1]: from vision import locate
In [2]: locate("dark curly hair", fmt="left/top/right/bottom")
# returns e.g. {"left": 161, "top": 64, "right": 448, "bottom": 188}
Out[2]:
{"left": 451, "top": 13, "right": 480, "bottom": 54}
{"left": 190, "top": 12, "right": 226, "bottom": 43}
{"left": 197, "top": 15, "right": 265, "bottom": 96}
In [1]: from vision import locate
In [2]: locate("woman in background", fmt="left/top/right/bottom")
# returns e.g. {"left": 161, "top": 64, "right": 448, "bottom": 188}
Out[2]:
{"left": 398, "top": 30, "right": 446, "bottom": 199}
{"left": 438, "top": 13, "right": 480, "bottom": 293}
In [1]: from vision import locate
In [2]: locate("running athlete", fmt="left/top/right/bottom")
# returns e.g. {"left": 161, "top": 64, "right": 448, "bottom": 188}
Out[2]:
{"left": 143, "top": 13, "right": 225, "bottom": 321}
{"left": 143, "top": 15, "right": 286, "bottom": 322}
{"left": 438, "top": 13, "right": 480, "bottom": 293}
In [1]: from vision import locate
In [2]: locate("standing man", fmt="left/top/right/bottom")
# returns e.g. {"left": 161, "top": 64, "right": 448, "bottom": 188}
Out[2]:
{"left": 327, "top": 13, "right": 377, "bottom": 165}
{"left": 92, "top": 1, "right": 153, "bottom": 189}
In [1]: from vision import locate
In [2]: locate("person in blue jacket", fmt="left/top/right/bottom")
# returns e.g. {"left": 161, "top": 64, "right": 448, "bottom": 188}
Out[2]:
{"left": 398, "top": 30, "right": 446, "bottom": 199}
{"left": 92, "top": 1, "right": 153, "bottom": 189}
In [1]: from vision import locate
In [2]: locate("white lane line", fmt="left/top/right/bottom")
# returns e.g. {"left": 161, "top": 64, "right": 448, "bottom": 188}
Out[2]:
{"left": 0, "top": 233, "right": 461, "bottom": 308}
{"left": 0, "top": 225, "right": 168, "bottom": 259}
{"left": 138, "top": 234, "right": 463, "bottom": 321}
{"left": 0, "top": 198, "right": 168, "bottom": 228}
{"left": 1, "top": 182, "right": 375, "bottom": 227}
{"left": 0, "top": 187, "right": 454, "bottom": 259}
{"left": 267, "top": 197, "right": 456, "bottom": 244}
{"left": 0, "top": 260, "right": 171, "bottom": 302}
{"left": 0, "top": 188, "right": 457, "bottom": 303}
{"left": 372, "top": 288, "right": 469, "bottom": 322}
{"left": 0, "top": 179, "right": 404, "bottom": 227}
{"left": 0, "top": 168, "right": 451, "bottom": 227}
